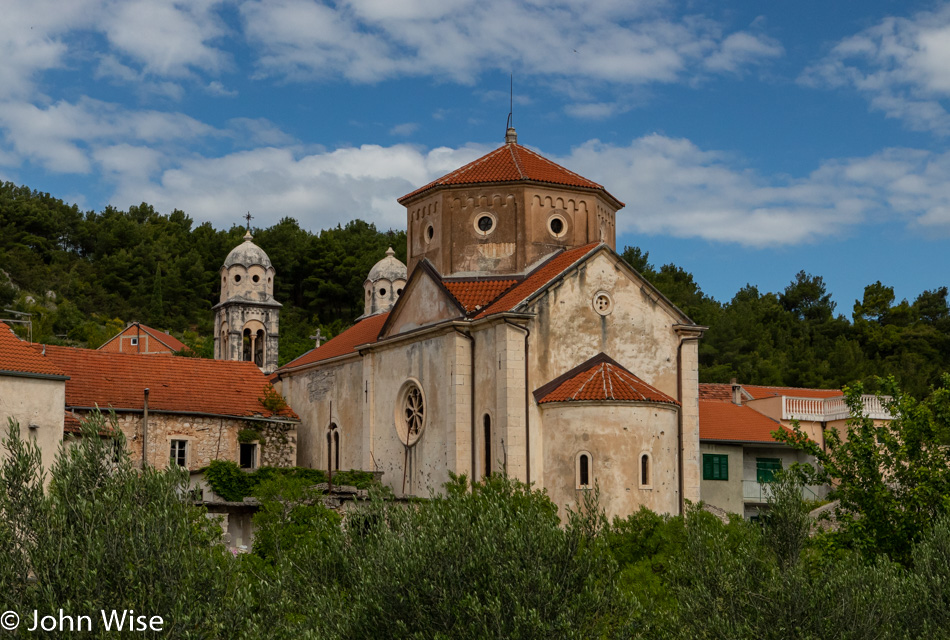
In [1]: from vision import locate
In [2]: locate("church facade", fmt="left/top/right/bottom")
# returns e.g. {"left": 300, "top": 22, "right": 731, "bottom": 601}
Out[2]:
{"left": 272, "top": 128, "right": 705, "bottom": 519}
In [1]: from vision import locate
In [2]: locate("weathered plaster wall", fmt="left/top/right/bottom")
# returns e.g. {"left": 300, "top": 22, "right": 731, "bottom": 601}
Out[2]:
{"left": 540, "top": 402, "right": 680, "bottom": 520}
{"left": 280, "top": 358, "right": 364, "bottom": 471}
{"left": 74, "top": 411, "right": 296, "bottom": 470}
{"left": 406, "top": 185, "right": 618, "bottom": 277}
{"left": 383, "top": 274, "right": 461, "bottom": 336}
{"left": 0, "top": 375, "right": 64, "bottom": 477}
{"left": 698, "top": 442, "right": 744, "bottom": 514}
{"left": 368, "top": 330, "right": 468, "bottom": 496}
{"left": 524, "top": 251, "right": 697, "bottom": 505}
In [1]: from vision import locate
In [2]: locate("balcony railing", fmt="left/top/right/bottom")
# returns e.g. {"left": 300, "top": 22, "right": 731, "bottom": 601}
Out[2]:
{"left": 742, "top": 480, "right": 821, "bottom": 504}
{"left": 782, "top": 394, "right": 891, "bottom": 422}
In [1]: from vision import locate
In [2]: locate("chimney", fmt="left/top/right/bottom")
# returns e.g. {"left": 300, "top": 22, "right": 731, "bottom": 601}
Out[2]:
{"left": 731, "top": 378, "right": 742, "bottom": 406}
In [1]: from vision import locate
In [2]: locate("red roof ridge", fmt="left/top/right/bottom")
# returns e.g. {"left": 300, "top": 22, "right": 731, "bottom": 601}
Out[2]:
{"left": 534, "top": 352, "right": 678, "bottom": 405}
{"left": 508, "top": 143, "right": 526, "bottom": 179}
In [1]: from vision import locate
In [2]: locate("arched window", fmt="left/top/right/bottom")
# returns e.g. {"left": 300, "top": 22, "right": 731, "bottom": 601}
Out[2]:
{"left": 254, "top": 329, "right": 265, "bottom": 367}
{"left": 242, "top": 328, "right": 251, "bottom": 361}
{"left": 576, "top": 451, "right": 592, "bottom": 489}
{"left": 483, "top": 414, "right": 492, "bottom": 478}
{"left": 327, "top": 423, "right": 340, "bottom": 471}
{"left": 640, "top": 452, "right": 653, "bottom": 489}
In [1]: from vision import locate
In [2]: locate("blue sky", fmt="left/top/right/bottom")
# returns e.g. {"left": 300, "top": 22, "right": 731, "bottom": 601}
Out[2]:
{"left": 2, "top": 0, "right": 949, "bottom": 313}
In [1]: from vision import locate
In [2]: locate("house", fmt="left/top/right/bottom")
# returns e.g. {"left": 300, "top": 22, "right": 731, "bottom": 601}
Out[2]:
{"left": 273, "top": 127, "right": 706, "bottom": 521}
{"left": 0, "top": 322, "right": 68, "bottom": 476}
{"left": 97, "top": 322, "right": 187, "bottom": 355}
{"left": 35, "top": 344, "right": 299, "bottom": 471}
{"left": 698, "top": 381, "right": 891, "bottom": 517}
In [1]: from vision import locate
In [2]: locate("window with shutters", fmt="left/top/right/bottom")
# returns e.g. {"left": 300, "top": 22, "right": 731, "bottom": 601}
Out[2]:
{"left": 756, "top": 458, "right": 782, "bottom": 483}
{"left": 702, "top": 453, "right": 729, "bottom": 481}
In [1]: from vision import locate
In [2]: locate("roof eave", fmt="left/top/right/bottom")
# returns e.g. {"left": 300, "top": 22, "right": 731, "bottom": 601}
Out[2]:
{"left": 398, "top": 178, "right": 623, "bottom": 208}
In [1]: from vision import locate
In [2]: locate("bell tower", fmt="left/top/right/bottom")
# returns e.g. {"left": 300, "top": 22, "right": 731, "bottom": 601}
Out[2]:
{"left": 213, "top": 227, "right": 281, "bottom": 373}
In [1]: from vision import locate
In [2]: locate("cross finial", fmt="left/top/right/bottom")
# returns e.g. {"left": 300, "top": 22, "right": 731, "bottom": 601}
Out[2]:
{"left": 309, "top": 328, "right": 326, "bottom": 348}
{"left": 245, "top": 211, "right": 253, "bottom": 230}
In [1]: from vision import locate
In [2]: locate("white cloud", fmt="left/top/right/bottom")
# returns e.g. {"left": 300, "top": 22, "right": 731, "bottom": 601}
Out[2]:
{"left": 801, "top": 4, "right": 950, "bottom": 134}
{"left": 80, "top": 132, "right": 950, "bottom": 247}
{"left": 0, "top": 98, "right": 219, "bottom": 173}
{"left": 563, "top": 136, "right": 950, "bottom": 246}
{"left": 389, "top": 122, "right": 419, "bottom": 137}
{"left": 107, "top": 143, "right": 490, "bottom": 229}
{"left": 240, "top": 0, "right": 782, "bottom": 86}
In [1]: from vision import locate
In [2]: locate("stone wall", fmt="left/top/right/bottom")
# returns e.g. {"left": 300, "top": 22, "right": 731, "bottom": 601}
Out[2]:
{"left": 72, "top": 410, "right": 296, "bottom": 470}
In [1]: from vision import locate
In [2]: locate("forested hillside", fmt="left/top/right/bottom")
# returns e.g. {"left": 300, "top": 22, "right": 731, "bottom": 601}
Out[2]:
{"left": 1, "top": 181, "right": 947, "bottom": 392}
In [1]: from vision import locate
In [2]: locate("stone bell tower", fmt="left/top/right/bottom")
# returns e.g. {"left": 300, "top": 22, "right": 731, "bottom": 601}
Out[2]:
{"left": 213, "top": 228, "right": 281, "bottom": 373}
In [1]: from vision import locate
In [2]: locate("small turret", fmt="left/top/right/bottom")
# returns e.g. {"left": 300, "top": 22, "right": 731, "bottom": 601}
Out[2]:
{"left": 363, "top": 247, "right": 407, "bottom": 317}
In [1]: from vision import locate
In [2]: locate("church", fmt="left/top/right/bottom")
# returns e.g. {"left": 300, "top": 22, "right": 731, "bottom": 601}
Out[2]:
{"left": 216, "top": 127, "right": 705, "bottom": 520}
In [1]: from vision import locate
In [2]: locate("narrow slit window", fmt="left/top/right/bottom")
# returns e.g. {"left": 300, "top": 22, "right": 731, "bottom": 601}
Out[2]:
{"left": 640, "top": 454, "right": 650, "bottom": 487}
{"left": 578, "top": 453, "right": 591, "bottom": 488}
{"left": 483, "top": 414, "right": 492, "bottom": 478}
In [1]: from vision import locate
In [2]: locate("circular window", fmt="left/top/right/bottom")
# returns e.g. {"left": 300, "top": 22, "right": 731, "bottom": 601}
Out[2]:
{"left": 396, "top": 288, "right": 403, "bottom": 295}
{"left": 548, "top": 213, "right": 568, "bottom": 238}
{"left": 379, "top": 288, "right": 387, "bottom": 297}
{"left": 474, "top": 213, "right": 496, "bottom": 237}
{"left": 234, "top": 274, "right": 242, "bottom": 283}
{"left": 394, "top": 379, "right": 426, "bottom": 446}
{"left": 592, "top": 291, "right": 613, "bottom": 316}
{"left": 252, "top": 274, "right": 260, "bottom": 283}
{"left": 425, "top": 224, "right": 435, "bottom": 243}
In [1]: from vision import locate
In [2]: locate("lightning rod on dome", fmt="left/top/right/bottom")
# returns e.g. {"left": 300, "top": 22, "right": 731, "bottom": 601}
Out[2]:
{"left": 505, "top": 73, "right": 517, "bottom": 145}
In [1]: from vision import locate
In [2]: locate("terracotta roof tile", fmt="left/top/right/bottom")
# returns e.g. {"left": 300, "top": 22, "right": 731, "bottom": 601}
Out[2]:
{"left": 534, "top": 353, "right": 678, "bottom": 406}
{"left": 399, "top": 143, "right": 621, "bottom": 205}
{"left": 98, "top": 323, "right": 187, "bottom": 353}
{"left": 699, "top": 400, "right": 789, "bottom": 443}
{"left": 743, "top": 385, "right": 843, "bottom": 400}
{"left": 279, "top": 312, "right": 390, "bottom": 371}
{"left": 699, "top": 383, "right": 735, "bottom": 401}
{"left": 443, "top": 278, "right": 519, "bottom": 314}
{"left": 36, "top": 345, "right": 297, "bottom": 421}
{"left": 63, "top": 411, "right": 82, "bottom": 434}
{"left": 475, "top": 243, "right": 600, "bottom": 318}
{"left": 0, "top": 323, "right": 67, "bottom": 378}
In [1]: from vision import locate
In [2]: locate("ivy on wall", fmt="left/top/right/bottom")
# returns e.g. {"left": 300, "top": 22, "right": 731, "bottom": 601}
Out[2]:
{"left": 202, "top": 460, "right": 377, "bottom": 502}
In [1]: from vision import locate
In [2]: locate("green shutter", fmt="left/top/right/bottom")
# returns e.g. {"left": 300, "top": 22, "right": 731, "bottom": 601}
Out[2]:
{"left": 703, "top": 454, "right": 728, "bottom": 481}
{"left": 756, "top": 458, "right": 782, "bottom": 483}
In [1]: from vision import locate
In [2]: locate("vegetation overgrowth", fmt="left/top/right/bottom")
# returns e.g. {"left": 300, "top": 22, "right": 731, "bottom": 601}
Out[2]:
{"left": 2, "top": 182, "right": 948, "bottom": 391}
{"left": 3, "top": 382, "right": 950, "bottom": 639}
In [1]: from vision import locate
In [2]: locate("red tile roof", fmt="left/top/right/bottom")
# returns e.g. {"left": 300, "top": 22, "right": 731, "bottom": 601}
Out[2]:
{"left": 0, "top": 323, "right": 67, "bottom": 378}
{"left": 534, "top": 353, "right": 678, "bottom": 406}
{"left": 475, "top": 243, "right": 601, "bottom": 318}
{"left": 443, "top": 278, "right": 519, "bottom": 314}
{"left": 743, "top": 385, "right": 843, "bottom": 400}
{"left": 699, "top": 383, "right": 735, "bottom": 401}
{"left": 36, "top": 345, "right": 297, "bottom": 421}
{"left": 399, "top": 142, "right": 621, "bottom": 205}
{"left": 97, "top": 322, "right": 187, "bottom": 353}
{"left": 699, "top": 400, "right": 789, "bottom": 443}
{"left": 64, "top": 411, "right": 82, "bottom": 434}
{"left": 279, "top": 312, "right": 390, "bottom": 371}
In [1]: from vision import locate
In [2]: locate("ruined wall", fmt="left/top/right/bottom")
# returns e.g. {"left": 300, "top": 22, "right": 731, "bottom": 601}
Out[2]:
{"left": 540, "top": 402, "right": 680, "bottom": 520}
{"left": 74, "top": 411, "right": 296, "bottom": 470}
{"left": 0, "top": 375, "right": 64, "bottom": 478}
